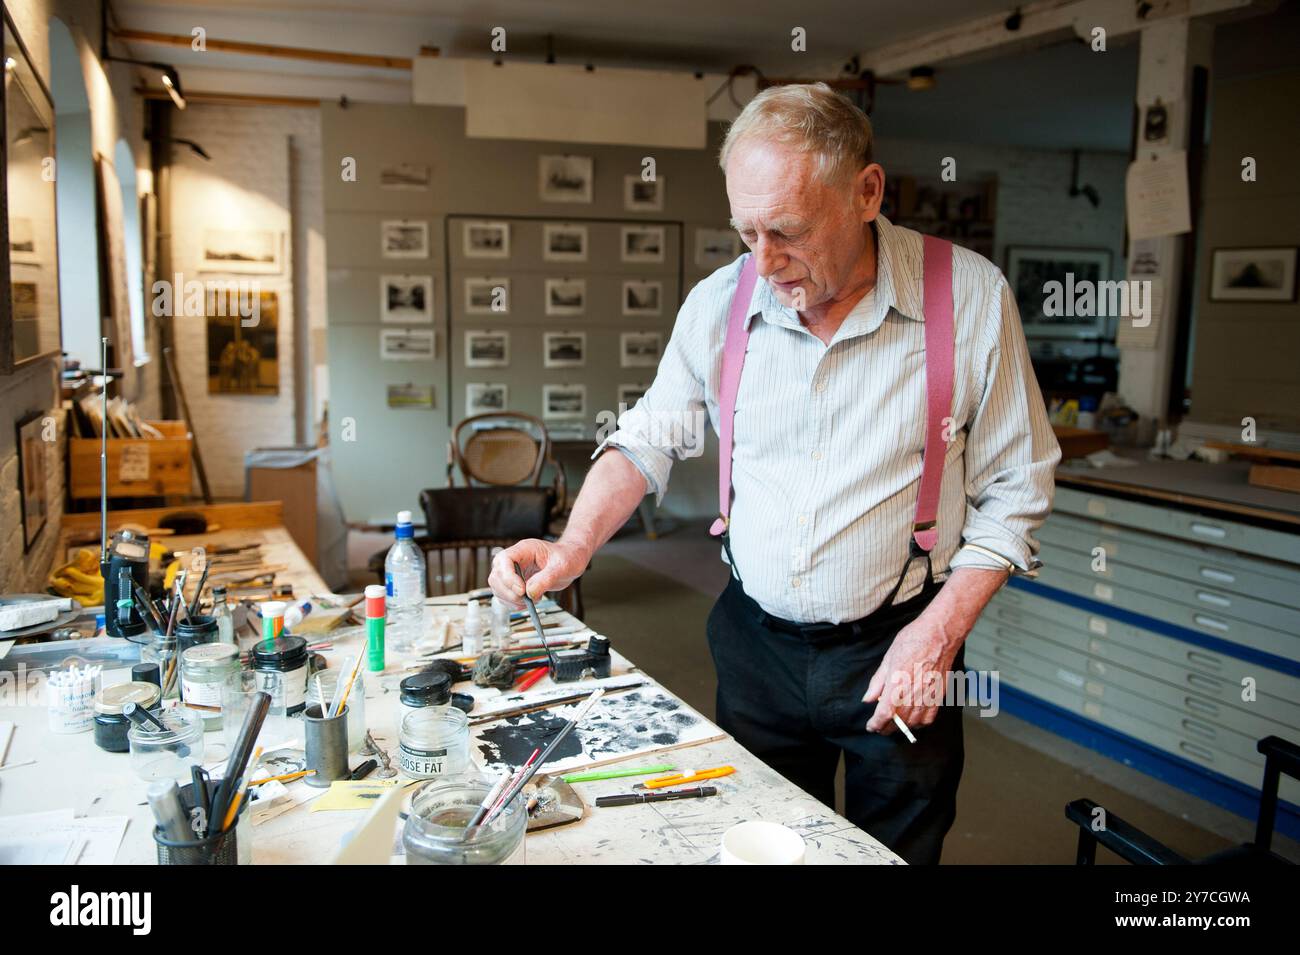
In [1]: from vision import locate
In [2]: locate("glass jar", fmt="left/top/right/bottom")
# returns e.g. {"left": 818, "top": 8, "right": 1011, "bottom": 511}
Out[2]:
{"left": 399, "top": 706, "right": 469, "bottom": 780}
{"left": 180, "top": 643, "right": 241, "bottom": 730}
{"left": 305, "top": 669, "right": 366, "bottom": 754}
{"left": 142, "top": 632, "right": 181, "bottom": 701}
{"left": 252, "top": 635, "right": 309, "bottom": 715}
{"left": 129, "top": 705, "right": 206, "bottom": 781}
{"left": 94, "top": 681, "right": 162, "bottom": 753}
{"left": 403, "top": 777, "right": 527, "bottom": 865}
{"left": 175, "top": 614, "right": 218, "bottom": 657}
{"left": 211, "top": 586, "right": 236, "bottom": 645}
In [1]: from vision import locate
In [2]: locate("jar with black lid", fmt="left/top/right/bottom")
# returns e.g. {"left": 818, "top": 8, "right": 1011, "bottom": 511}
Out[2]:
{"left": 399, "top": 671, "right": 452, "bottom": 713}
{"left": 252, "top": 635, "right": 309, "bottom": 715}
{"left": 175, "top": 614, "right": 218, "bottom": 656}
{"left": 94, "top": 682, "right": 162, "bottom": 753}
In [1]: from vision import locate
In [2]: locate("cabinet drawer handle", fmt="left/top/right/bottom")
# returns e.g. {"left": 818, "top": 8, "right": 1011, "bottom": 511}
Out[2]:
{"left": 1181, "top": 718, "right": 1217, "bottom": 740}
{"left": 1186, "top": 672, "right": 1225, "bottom": 692}
{"left": 997, "top": 608, "right": 1023, "bottom": 625}
{"left": 994, "top": 626, "right": 1023, "bottom": 644}
{"left": 993, "top": 645, "right": 1021, "bottom": 664}
{"left": 1199, "top": 567, "right": 1236, "bottom": 584}
{"left": 1186, "top": 650, "right": 1223, "bottom": 670}
{"left": 1193, "top": 613, "right": 1230, "bottom": 633}
{"left": 1190, "top": 522, "right": 1227, "bottom": 540}
{"left": 1195, "top": 590, "right": 1231, "bottom": 608}
{"left": 1184, "top": 696, "right": 1220, "bottom": 717}
{"left": 1179, "top": 740, "right": 1215, "bottom": 763}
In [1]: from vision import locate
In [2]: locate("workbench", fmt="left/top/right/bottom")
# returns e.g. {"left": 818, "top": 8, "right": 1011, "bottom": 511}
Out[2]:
{"left": 0, "top": 506, "right": 903, "bottom": 865}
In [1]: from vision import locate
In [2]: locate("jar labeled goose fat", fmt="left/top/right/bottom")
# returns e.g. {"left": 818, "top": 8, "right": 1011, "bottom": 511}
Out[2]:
{"left": 181, "top": 643, "right": 241, "bottom": 729}
{"left": 399, "top": 706, "right": 469, "bottom": 780}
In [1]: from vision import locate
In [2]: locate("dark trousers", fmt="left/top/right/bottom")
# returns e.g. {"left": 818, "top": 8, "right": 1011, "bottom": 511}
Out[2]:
{"left": 706, "top": 575, "right": 965, "bottom": 865}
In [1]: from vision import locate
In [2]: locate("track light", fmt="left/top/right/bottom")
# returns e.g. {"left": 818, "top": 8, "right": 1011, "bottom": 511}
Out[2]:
{"left": 160, "top": 67, "right": 186, "bottom": 109}
{"left": 907, "top": 66, "right": 936, "bottom": 91}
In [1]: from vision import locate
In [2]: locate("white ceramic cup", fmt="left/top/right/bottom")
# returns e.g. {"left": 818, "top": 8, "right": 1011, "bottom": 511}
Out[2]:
{"left": 720, "top": 820, "right": 806, "bottom": 865}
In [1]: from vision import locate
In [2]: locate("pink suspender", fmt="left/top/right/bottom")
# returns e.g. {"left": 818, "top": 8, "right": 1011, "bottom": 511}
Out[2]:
{"left": 709, "top": 234, "right": 955, "bottom": 557}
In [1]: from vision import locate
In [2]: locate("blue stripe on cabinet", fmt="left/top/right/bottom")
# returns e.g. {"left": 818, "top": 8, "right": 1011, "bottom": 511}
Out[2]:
{"left": 998, "top": 684, "right": 1300, "bottom": 843}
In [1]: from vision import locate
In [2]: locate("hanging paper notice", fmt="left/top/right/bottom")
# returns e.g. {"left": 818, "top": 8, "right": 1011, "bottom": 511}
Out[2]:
{"left": 1126, "top": 151, "right": 1191, "bottom": 240}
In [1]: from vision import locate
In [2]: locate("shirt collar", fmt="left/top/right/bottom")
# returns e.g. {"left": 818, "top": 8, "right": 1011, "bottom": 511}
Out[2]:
{"left": 743, "top": 215, "right": 926, "bottom": 336}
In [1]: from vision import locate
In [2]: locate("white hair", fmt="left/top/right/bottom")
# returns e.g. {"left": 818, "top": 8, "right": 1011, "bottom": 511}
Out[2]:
{"left": 719, "top": 82, "right": 875, "bottom": 185}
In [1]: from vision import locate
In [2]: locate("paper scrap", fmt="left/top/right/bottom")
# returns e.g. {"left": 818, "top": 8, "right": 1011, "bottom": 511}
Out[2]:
{"left": 310, "top": 778, "right": 415, "bottom": 812}
{"left": 0, "top": 809, "right": 128, "bottom": 865}
{"left": 1126, "top": 151, "right": 1191, "bottom": 240}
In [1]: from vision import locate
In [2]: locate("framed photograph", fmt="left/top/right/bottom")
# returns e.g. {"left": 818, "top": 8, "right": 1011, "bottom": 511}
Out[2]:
{"left": 695, "top": 228, "right": 742, "bottom": 270}
{"left": 464, "top": 277, "right": 510, "bottom": 315}
{"left": 380, "top": 274, "right": 433, "bottom": 323}
{"left": 545, "top": 278, "right": 586, "bottom": 316}
{"left": 544, "top": 331, "right": 586, "bottom": 368}
{"left": 465, "top": 330, "right": 510, "bottom": 368}
{"left": 620, "top": 331, "right": 662, "bottom": 368}
{"left": 380, "top": 219, "right": 429, "bottom": 259}
{"left": 380, "top": 162, "right": 430, "bottom": 191}
{"left": 539, "top": 154, "right": 593, "bottom": 203}
{"left": 547, "top": 422, "right": 587, "bottom": 441}
{"left": 467, "top": 382, "right": 509, "bottom": 416}
{"left": 622, "top": 225, "right": 665, "bottom": 264}
{"left": 543, "top": 383, "right": 587, "bottom": 420}
{"left": 543, "top": 223, "right": 588, "bottom": 263}
{"left": 622, "top": 279, "right": 663, "bottom": 316}
{"left": 15, "top": 412, "right": 48, "bottom": 552}
{"left": 463, "top": 220, "right": 510, "bottom": 259}
{"left": 1209, "top": 247, "right": 1297, "bottom": 302}
{"left": 380, "top": 328, "right": 436, "bottom": 361}
{"left": 1005, "top": 246, "right": 1113, "bottom": 339}
{"left": 624, "top": 175, "right": 664, "bottom": 212}
{"left": 387, "top": 383, "right": 435, "bottom": 409}
{"left": 206, "top": 289, "right": 280, "bottom": 395}
{"left": 200, "top": 228, "right": 282, "bottom": 274}
{"left": 618, "top": 383, "right": 650, "bottom": 409}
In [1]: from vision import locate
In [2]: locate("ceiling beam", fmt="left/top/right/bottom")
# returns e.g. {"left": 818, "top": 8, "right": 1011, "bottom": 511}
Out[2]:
{"left": 138, "top": 86, "right": 321, "bottom": 108}
{"left": 114, "top": 29, "right": 413, "bottom": 70}
{"left": 859, "top": 0, "right": 1257, "bottom": 78}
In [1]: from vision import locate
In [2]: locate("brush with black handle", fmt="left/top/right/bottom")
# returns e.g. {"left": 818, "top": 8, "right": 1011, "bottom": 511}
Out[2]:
{"left": 208, "top": 691, "right": 270, "bottom": 834}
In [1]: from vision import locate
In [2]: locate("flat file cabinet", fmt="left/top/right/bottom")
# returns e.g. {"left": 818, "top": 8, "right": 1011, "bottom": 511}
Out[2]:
{"left": 970, "top": 481, "right": 1300, "bottom": 837}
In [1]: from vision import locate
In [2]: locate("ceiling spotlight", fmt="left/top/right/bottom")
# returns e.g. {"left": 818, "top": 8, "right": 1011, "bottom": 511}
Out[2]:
{"left": 1005, "top": 8, "right": 1023, "bottom": 31}
{"left": 4, "top": 56, "right": 17, "bottom": 73}
{"left": 161, "top": 68, "right": 186, "bottom": 110}
{"left": 907, "top": 66, "right": 936, "bottom": 91}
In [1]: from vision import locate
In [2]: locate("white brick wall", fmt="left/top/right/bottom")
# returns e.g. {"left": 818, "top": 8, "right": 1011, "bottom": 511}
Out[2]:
{"left": 168, "top": 104, "right": 325, "bottom": 496}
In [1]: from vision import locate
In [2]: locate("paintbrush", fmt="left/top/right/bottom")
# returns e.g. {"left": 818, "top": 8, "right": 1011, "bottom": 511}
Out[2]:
{"left": 189, "top": 563, "right": 211, "bottom": 618}
{"left": 331, "top": 651, "right": 366, "bottom": 719}
{"left": 478, "top": 688, "right": 605, "bottom": 830}
{"left": 209, "top": 692, "right": 270, "bottom": 833}
{"left": 513, "top": 561, "right": 558, "bottom": 673}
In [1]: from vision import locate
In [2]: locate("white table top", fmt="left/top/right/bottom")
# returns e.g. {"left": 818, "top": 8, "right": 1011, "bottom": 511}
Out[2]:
{"left": 0, "top": 601, "right": 902, "bottom": 865}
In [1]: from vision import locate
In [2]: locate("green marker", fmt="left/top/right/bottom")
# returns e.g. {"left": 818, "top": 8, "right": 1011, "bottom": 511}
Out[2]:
{"left": 561, "top": 764, "right": 676, "bottom": 784}
{"left": 365, "top": 585, "right": 386, "bottom": 671}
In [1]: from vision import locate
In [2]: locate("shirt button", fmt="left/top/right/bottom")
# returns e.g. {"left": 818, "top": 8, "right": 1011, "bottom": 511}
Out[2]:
{"left": 791, "top": 576, "right": 802, "bottom": 589}
{"left": 797, "top": 514, "right": 808, "bottom": 526}
{"left": 815, "top": 379, "right": 828, "bottom": 393}
{"left": 811, "top": 450, "right": 823, "bottom": 461}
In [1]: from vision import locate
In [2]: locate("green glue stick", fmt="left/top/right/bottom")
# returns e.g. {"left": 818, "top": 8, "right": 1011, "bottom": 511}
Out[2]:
{"left": 365, "top": 584, "right": 386, "bottom": 671}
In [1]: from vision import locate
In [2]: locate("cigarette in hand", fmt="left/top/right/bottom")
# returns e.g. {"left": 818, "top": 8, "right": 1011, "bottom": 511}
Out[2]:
{"left": 892, "top": 713, "right": 917, "bottom": 744}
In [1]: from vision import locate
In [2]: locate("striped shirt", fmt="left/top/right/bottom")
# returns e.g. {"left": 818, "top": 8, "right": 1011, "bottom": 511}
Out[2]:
{"left": 596, "top": 215, "right": 1061, "bottom": 624}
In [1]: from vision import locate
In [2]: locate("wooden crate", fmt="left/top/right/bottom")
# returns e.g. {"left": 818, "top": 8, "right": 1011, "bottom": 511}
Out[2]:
{"left": 68, "top": 420, "right": 193, "bottom": 499}
{"left": 1052, "top": 425, "right": 1109, "bottom": 461}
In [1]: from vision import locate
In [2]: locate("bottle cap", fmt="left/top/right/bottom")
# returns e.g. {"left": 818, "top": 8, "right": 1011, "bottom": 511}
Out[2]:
{"left": 397, "top": 510, "right": 412, "bottom": 524}
{"left": 365, "top": 584, "right": 386, "bottom": 618}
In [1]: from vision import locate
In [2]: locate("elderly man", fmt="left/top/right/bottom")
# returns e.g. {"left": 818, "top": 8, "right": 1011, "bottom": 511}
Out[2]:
{"left": 490, "top": 83, "right": 1059, "bottom": 864}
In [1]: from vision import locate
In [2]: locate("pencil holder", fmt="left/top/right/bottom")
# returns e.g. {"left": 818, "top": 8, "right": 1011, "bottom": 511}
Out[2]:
{"left": 153, "top": 781, "right": 249, "bottom": 865}
{"left": 303, "top": 703, "right": 349, "bottom": 787}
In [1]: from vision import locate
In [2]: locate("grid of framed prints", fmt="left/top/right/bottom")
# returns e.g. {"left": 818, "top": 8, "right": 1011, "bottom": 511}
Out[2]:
{"left": 448, "top": 216, "right": 685, "bottom": 437}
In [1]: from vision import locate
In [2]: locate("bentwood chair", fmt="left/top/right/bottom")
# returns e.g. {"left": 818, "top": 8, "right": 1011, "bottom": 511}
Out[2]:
{"left": 1065, "top": 735, "right": 1299, "bottom": 865}
{"left": 448, "top": 411, "right": 567, "bottom": 519}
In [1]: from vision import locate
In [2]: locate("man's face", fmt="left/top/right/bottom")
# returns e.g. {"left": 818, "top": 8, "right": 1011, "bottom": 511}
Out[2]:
{"left": 726, "top": 140, "right": 877, "bottom": 311}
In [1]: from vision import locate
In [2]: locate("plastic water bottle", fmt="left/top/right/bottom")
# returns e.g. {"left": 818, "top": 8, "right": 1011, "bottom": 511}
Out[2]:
{"left": 384, "top": 510, "right": 426, "bottom": 651}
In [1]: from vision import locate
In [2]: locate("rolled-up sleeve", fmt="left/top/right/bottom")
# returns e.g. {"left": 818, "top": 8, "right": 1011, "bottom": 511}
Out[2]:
{"left": 592, "top": 282, "right": 713, "bottom": 505}
{"left": 950, "top": 277, "right": 1061, "bottom": 575}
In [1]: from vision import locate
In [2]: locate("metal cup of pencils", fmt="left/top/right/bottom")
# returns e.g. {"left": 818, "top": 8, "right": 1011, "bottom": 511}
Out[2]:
{"left": 153, "top": 780, "right": 249, "bottom": 865}
{"left": 403, "top": 777, "right": 527, "bottom": 865}
{"left": 303, "top": 703, "right": 350, "bottom": 787}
